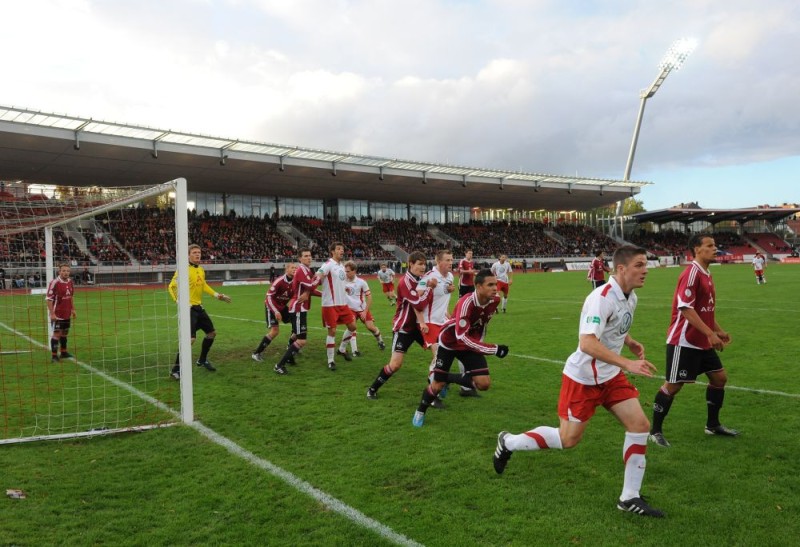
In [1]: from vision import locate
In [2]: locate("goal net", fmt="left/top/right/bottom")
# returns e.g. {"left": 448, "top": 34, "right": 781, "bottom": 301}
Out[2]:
{"left": 0, "top": 178, "right": 192, "bottom": 444}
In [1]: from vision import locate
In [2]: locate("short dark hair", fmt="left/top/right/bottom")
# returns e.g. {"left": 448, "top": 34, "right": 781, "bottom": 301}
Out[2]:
{"left": 688, "top": 233, "right": 713, "bottom": 257}
{"left": 595, "top": 249, "right": 604, "bottom": 257}
{"left": 612, "top": 245, "right": 647, "bottom": 268}
{"left": 298, "top": 247, "right": 311, "bottom": 256}
{"left": 329, "top": 241, "right": 344, "bottom": 253}
{"left": 408, "top": 251, "right": 426, "bottom": 265}
{"left": 475, "top": 268, "right": 495, "bottom": 285}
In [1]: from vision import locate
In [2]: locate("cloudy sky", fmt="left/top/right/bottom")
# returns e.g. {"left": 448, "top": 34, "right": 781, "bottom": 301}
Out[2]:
{"left": 3, "top": 0, "right": 798, "bottom": 210}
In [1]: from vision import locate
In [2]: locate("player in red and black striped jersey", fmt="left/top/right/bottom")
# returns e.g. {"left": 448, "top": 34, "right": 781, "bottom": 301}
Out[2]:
{"left": 251, "top": 263, "right": 296, "bottom": 362}
{"left": 366, "top": 251, "right": 436, "bottom": 399}
{"left": 46, "top": 263, "right": 77, "bottom": 362}
{"left": 273, "top": 248, "right": 321, "bottom": 374}
{"left": 411, "top": 269, "right": 509, "bottom": 426}
{"left": 649, "top": 233, "right": 738, "bottom": 447}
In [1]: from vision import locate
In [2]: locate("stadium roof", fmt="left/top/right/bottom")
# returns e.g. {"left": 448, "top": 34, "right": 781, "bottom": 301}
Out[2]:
{"left": 631, "top": 207, "right": 800, "bottom": 226}
{"left": 0, "top": 105, "right": 650, "bottom": 211}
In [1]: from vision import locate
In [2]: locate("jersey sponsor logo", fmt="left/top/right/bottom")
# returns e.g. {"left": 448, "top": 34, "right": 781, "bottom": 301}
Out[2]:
{"left": 699, "top": 306, "right": 715, "bottom": 312}
{"left": 619, "top": 312, "right": 633, "bottom": 335}
{"left": 586, "top": 316, "right": 601, "bottom": 324}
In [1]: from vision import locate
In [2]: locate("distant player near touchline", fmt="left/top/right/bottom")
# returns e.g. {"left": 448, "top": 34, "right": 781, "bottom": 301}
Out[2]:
{"left": 752, "top": 252, "right": 766, "bottom": 284}
{"left": 273, "top": 248, "right": 319, "bottom": 375}
{"left": 493, "top": 245, "right": 665, "bottom": 518}
{"left": 648, "top": 233, "right": 738, "bottom": 448}
{"left": 457, "top": 249, "right": 477, "bottom": 297}
{"left": 251, "top": 262, "right": 297, "bottom": 363}
{"left": 490, "top": 254, "right": 513, "bottom": 313}
{"left": 366, "top": 251, "right": 436, "bottom": 400}
{"left": 168, "top": 244, "right": 231, "bottom": 380}
{"left": 46, "top": 263, "right": 77, "bottom": 362}
{"left": 588, "top": 249, "right": 612, "bottom": 289}
{"left": 412, "top": 268, "right": 509, "bottom": 427}
{"left": 377, "top": 262, "right": 397, "bottom": 305}
{"left": 315, "top": 242, "right": 358, "bottom": 371}
{"left": 339, "top": 260, "right": 386, "bottom": 356}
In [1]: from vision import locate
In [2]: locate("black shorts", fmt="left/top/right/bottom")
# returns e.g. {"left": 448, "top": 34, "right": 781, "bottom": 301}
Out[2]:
{"left": 591, "top": 279, "right": 606, "bottom": 289}
{"left": 665, "top": 344, "right": 724, "bottom": 383}
{"left": 291, "top": 311, "right": 308, "bottom": 340}
{"left": 391, "top": 330, "right": 425, "bottom": 354}
{"left": 51, "top": 319, "right": 71, "bottom": 332}
{"left": 431, "top": 346, "right": 489, "bottom": 382}
{"left": 459, "top": 285, "right": 475, "bottom": 297}
{"left": 190, "top": 305, "right": 215, "bottom": 338}
{"left": 265, "top": 306, "right": 291, "bottom": 327}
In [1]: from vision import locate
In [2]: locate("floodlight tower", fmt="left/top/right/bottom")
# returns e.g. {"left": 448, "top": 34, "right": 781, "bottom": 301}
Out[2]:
{"left": 614, "top": 38, "right": 697, "bottom": 238}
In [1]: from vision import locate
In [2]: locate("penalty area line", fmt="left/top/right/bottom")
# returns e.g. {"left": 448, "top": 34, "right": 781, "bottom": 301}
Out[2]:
{"left": 509, "top": 352, "right": 800, "bottom": 399}
{"left": 0, "top": 321, "right": 423, "bottom": 547}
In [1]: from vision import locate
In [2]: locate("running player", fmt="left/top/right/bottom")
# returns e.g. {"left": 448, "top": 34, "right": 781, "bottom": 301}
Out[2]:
{"left": 491, "top": 254, "right": 513, "bottom": 313}
{"left": 366, "top": 251, "right": 436, "bottom": 400}
{"left": 752, "top": 252, "right": 766, "bottom": 284}
{"left": 339, "top": 261, "right": 386, "bottom": 356}
{"left": 377, "top": 262, "right": 397, "bottom": 305}
{"left": 251, "top": 262, "right": 297, "bottom": 362}
{"left": 46, "top": 263, "right": 77, "bottom": 362}
{"left": 492, "top": 246, "right": 664, "bottom": 518}
{"left": 457, "top": 249, "right": 476, "bottom": 297}
{"left": 412, "top": 269, "right": 509, "bottom": 427}
{"left": 588, "top": 249, "right": 612, "bottom": 289}
{"left": 649, "top": 233, "right": 738, "bottom": 447}
{"left": 315, "top": 242, "right": 357, "bottom": 371}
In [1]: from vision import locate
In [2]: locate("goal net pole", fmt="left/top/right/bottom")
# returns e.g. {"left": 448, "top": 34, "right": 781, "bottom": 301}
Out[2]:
{"left": 174, "top": 178, "right": 194, "bottom": 424}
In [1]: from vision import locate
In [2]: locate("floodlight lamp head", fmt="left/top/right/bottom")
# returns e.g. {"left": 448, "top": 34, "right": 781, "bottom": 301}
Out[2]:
{"left": 659, "top": 38, "right": 697, "bottom": 72}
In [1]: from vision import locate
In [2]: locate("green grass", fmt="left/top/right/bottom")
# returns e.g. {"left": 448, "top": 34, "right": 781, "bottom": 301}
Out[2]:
{"left": 2, "top": 264, "right": 799, "bottom": 546}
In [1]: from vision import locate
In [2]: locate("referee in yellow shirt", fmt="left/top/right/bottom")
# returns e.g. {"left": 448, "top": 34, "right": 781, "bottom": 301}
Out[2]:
{"left": 168, "top": 244, "right": 231, "bottom": 380}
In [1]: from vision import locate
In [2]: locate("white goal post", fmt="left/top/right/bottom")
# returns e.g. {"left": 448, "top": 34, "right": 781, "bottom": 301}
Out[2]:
{"left": 0, "top": 177, "right": 193, "bottom": 444}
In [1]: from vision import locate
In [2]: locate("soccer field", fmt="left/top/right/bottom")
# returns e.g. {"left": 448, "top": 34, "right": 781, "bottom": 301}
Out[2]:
{"left": 2, "top": 263, "right": 799, "bottom": 545}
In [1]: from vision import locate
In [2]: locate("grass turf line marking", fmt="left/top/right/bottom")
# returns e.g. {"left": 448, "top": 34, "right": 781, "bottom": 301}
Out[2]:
{"left": 509, "top": 352, "right": 800, "bottom": 399}
{"left": 0, "top": 321, "right": 424, "bottom": 547}
{"left": 214, "top": 314, "right": 800, "bottom": 400}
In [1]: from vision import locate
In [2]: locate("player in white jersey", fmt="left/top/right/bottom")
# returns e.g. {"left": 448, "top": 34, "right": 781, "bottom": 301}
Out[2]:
{"left": 491, "top": 255, "right": 513, "bottom": 313}
{"left": 315, "top": 242, "right": 357, "bottom": 371}
{"left": 419, "top": 249, "right": 477, "bottom": 401}
{"left": 376, "top": 263, "right": 397, "bottom": 305}
{"left": 752, "top": 252, "right": 766, "bottom": 284}
{"left": 338, "top": 261, "right": 386, "bottom": 356}
{"left": 493, "top": 245, "right": 665, "bottom": 518}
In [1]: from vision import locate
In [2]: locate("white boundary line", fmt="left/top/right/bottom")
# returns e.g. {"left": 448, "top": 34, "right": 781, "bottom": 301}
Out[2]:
{"left": 0, "top": 321, "right": 423, "bottom": 547}
{"left": 213, "top": 314, "right": 800, "bottom": 399}
{"left": 509, "top": 352, "right": 800, "bottom": 398}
